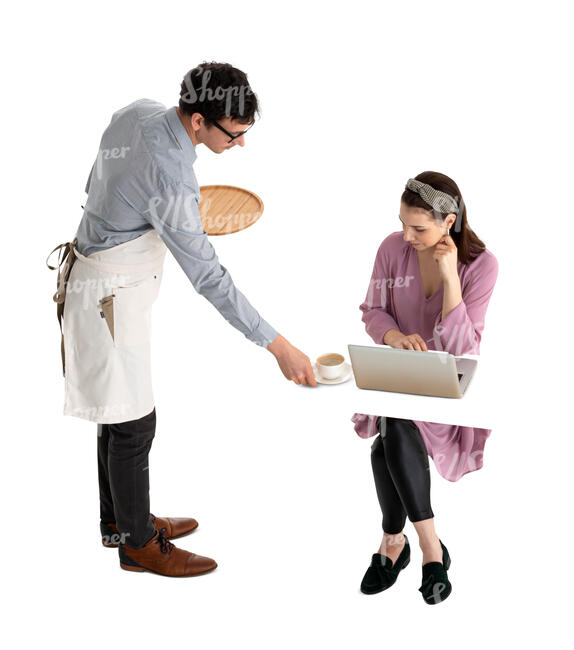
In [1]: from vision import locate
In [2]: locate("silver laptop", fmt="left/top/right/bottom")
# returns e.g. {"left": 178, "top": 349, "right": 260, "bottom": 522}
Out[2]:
{"left": 347, "top": 344, "right": 477, "bottom": 398}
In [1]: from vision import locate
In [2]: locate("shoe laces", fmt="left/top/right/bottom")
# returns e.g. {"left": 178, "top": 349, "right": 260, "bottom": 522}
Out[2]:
{"left": 155, "top": 527, "right": 174, "bottom": 554}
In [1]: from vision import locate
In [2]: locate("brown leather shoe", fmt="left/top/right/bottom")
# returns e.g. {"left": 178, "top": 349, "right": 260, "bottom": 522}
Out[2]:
{"left": 101, "top": 513, "right": 198, "bottom": 548}
{"left": 119, "top": 529, "right": 217, "bottom": 577}
{"left": 151, "top": 514, "right": 198, "bottom": 540}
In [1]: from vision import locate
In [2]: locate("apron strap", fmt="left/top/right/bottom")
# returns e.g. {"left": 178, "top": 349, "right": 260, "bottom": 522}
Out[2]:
{"left": 46, "top": 237, "right": 78, "bottom": 376}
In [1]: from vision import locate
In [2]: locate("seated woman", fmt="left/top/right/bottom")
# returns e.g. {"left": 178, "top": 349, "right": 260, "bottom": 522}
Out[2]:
{"left": 353, "top": 171, "right": 498, "bottom": 605}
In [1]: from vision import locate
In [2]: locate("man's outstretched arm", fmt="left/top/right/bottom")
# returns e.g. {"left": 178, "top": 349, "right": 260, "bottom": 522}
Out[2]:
{"left": 143, "top": 178, "right": 317, "bottom": 386}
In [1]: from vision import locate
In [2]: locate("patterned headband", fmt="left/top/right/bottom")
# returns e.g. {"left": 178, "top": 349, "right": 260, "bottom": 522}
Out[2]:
{"left": 405, "top": 178, "right": 459, "bottom": 214}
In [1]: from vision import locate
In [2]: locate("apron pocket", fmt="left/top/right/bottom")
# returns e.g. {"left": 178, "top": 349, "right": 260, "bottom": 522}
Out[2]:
{"left": 98, "top": 294, "right": 116, "bottom": 342}
{"left": 113, "top": 276, "right": 158, "bottom": 348}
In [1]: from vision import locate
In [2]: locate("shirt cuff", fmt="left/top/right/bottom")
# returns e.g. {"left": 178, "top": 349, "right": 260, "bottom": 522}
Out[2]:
{"left": 251, "top": 319, "right": 279, "bottom": 348}
{"left": 435, "top": 299, "right": 465, "bottom": 328}
{"left": 364, "top": 313, "right": 400, "bottom": 345}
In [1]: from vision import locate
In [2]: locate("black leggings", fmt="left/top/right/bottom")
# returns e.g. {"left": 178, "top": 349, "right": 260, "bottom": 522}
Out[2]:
{"left": 371, "top": 416, "right": 434, "bottom": 534}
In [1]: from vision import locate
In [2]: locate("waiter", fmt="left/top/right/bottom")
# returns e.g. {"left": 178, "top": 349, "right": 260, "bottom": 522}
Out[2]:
{"left": 59, "top": 62, "right": 316, "bottom": 578}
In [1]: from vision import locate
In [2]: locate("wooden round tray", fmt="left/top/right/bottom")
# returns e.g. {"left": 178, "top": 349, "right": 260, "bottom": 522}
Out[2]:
{"left": 198, "top": 185, "right": 264, "bottom": 235}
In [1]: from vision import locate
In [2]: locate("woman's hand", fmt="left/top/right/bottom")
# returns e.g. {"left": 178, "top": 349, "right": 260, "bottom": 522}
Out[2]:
{"left": 383, "top": 328, "right": 428, "bottom": 351}
{"left": 433, "top": 234, "right": 458, "bottom": 282}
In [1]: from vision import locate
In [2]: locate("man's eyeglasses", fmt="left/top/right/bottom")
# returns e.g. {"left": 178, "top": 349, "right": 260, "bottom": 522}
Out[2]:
{"left": 211, "top": 119, "right": 255, "bottom": 143}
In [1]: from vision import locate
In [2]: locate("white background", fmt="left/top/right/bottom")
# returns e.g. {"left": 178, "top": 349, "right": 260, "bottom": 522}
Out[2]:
{"left": 3, "top": 0, "right": 573, "bottom": 647}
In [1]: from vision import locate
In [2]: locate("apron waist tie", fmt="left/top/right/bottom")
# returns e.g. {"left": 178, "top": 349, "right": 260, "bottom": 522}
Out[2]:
{"left": 46, "top": 237, "right": 78, "bottom": 376}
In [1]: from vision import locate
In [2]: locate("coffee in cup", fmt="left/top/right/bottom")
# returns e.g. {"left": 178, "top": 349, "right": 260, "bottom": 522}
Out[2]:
{"left": 316, "top": 353, "right": 345, "bottom": 380}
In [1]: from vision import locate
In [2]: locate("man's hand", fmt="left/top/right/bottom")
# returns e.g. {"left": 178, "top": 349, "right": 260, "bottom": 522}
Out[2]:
{"left": 383, "top": 328, "right": 428, "bottom": 351}
{"left": 267, "top": 334, "right": 317, "bottom": 386}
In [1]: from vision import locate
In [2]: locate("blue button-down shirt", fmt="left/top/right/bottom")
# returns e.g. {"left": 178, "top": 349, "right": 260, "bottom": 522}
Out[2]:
{"left": 75, "top": 98, "right": 278, "bottom": 348}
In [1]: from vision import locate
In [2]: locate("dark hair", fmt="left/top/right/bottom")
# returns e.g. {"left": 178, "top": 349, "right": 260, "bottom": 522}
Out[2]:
{"left": 179, "top": 61, "right": 259, "bottom": 125}
{"left": 401, "top": 171, "right": 486, "bottom": 264}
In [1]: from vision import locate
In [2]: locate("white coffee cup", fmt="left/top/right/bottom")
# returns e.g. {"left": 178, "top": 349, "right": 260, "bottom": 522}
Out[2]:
{"left": 316, "top": 353, "right": 345, "bottom": 380}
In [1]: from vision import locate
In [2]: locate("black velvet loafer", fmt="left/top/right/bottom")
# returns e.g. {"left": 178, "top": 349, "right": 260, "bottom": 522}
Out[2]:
{"left": 360, "top": 535, "right": 410, "bottom": 594}
{"left": 419, "top": 540, "right": 452, "bottom": 605}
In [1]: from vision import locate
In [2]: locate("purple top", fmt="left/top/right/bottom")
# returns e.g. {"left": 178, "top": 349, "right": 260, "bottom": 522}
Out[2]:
{"left": 352, "top": 231, "right": 499, "bottom": 481}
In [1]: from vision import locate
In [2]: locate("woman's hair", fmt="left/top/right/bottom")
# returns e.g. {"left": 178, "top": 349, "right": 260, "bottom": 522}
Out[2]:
{"left": 401, "top": 171, "right": 486, "bottom": 264}
{"left": 179, "top": 61, "right": 259, "bottom": 126}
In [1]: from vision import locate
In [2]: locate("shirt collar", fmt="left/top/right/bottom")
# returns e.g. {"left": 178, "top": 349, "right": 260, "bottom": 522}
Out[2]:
{"left": 165, "top": 106, "right": 197, "bottom": 163}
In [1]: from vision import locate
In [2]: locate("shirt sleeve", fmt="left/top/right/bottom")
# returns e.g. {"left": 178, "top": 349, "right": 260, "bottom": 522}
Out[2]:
{"left": 358, "top": 237, "right": 401, "bottom": 344}
{"left": 85, "top": 161, "right": 95, "bottom": 194}
{"left": 141, "top": 177, "right": 278, "bottom": 348}
{"left": 351, "top": 412, "right": 379, "bottom": 438}
{"left": 432, "top": 251, "right": 499, "bottom": 355}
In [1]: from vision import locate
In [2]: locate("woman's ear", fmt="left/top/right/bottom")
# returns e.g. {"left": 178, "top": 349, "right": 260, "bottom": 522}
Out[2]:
{"left": 445, "top": 213, "right": 456, "bottom": 232}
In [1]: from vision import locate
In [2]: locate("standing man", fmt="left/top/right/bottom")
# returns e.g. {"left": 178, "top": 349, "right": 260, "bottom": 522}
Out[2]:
{"left": 62, "top": 62, "right": 316, "bottom": 578}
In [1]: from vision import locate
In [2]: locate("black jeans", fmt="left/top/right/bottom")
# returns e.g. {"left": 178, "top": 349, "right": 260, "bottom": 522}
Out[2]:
{"left": 371, "top": 416, "right": 434, "bottom": 534}
{"left": 97, "top": 407, "right": 157, "bottom": 549}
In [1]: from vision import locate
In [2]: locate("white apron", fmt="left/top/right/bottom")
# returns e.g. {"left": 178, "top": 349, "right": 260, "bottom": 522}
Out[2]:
{"left": 62, "top": 229, "right": 167, "bottom": 424}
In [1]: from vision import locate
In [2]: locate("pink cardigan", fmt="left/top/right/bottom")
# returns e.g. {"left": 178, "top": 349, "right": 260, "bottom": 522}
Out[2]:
{"left": 352, "top": 231, "right": 499, "bottom": 482}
